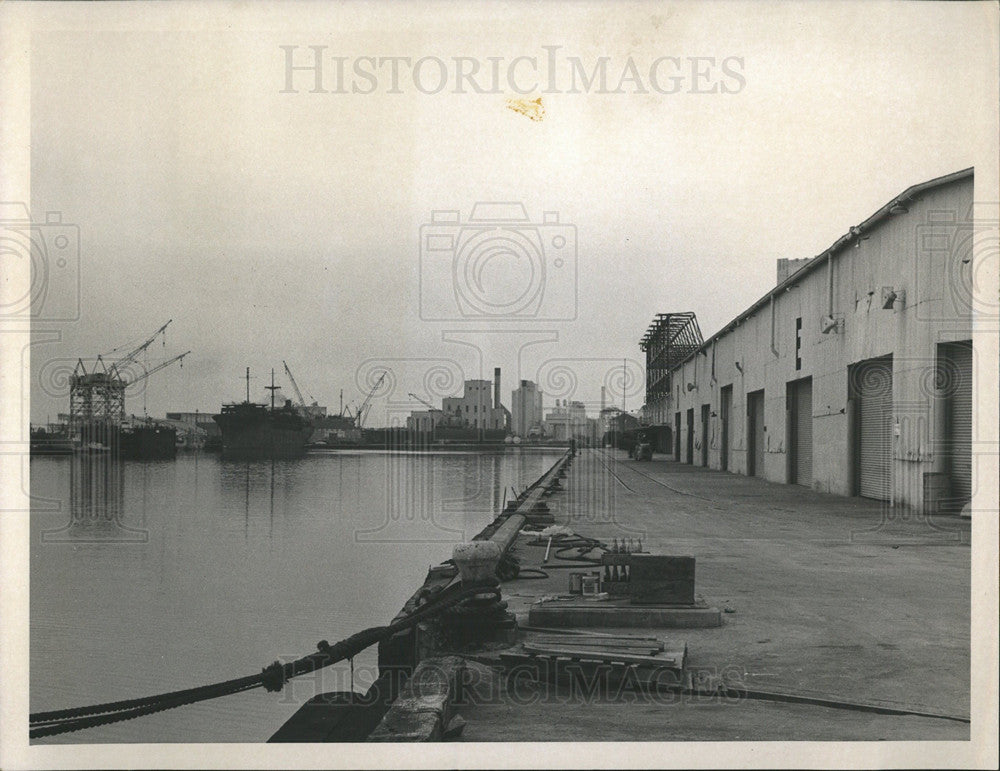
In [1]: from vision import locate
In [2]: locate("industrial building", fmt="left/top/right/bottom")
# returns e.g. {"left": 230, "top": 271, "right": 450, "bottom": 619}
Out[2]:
{"left": 642, "top": 168, "right": 976, "bottom": 515}
{"left": 406, "top": 368, "right": 509, "bottom": 432}
{"left": 511, "top": 380, "right": 544, "bottom": 438}
{"left": 544, "top": 400, "right": 597, "bottom": 444}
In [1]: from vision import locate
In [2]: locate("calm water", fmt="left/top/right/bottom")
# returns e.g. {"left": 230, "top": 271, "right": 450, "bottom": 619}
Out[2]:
{"left": 30, "top": 448, "right": 564, "bottom": 743}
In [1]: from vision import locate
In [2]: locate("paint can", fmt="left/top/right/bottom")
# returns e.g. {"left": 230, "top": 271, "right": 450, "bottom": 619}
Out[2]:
{"left": 581, "top": 575, "right": 601, "bottom": 596}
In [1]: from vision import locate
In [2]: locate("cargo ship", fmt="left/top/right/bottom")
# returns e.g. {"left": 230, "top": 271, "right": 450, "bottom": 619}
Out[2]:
{"left": 120, "top": 423, "right": 177, "bottom": 460}
{"left": 214, "top": 368, "right": 314, "bottom": 460}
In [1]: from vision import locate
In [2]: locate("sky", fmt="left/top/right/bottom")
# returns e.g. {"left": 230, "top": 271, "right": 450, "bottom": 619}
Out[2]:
{"left": 19, "top": 0, "right": 998, "bottom": 425}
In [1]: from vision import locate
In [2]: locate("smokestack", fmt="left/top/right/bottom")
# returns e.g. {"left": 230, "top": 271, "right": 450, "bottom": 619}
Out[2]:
{"left": 601, "top": 386, "right": 606, "bottom": 412}
{"left": 494, "top": 367, "right": 501, "bottom": 409}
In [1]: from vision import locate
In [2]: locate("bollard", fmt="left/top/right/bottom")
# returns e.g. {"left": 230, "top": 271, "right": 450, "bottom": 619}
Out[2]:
{"left": 452, "top": 541, "right": 502, "bottom": 589}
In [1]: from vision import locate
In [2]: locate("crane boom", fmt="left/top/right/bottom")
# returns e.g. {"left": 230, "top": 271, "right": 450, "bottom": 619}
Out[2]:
{"left": 356, "top": 372, "right": 386, "bottom": 428}
{"left": 408, "top": 393, "right": 443, "bottom": 412}
{"left": 113, "top": 320, "right": 173, "bottom": 369}
{"left": 282, "top": 361, "right": 307, "bottom": 408}
{"left": 124, "top": 351, "right": 190, "bottom": 385}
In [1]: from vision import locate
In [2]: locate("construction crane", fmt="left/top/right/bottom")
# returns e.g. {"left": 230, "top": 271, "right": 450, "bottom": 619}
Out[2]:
{"left": 123, "top": 351, "right": 190, "bottom": 386}
{"left": 109, "top": 320, "right": 173, "bottom": 373}
{"left": 282, "top": 361, "right": 307, "bottom": 409}
{"left": 70, "top": 345, "right": 189, "bottom": 427}
{"left": 408, "top": 392, "right": 440, "bottom": 412}
{"left": 283, "top": 360, "right": 326, "bottom": 420}
{"left": 354, "top": 372, "right": 386, "bottom": 429}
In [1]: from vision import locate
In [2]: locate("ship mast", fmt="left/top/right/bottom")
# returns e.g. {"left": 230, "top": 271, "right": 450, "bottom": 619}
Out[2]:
{"left": 245, "top": 367, "right": 251, "bottom": 403}
{"left": 265, "top": 368, "right": 280, "bottom": 410}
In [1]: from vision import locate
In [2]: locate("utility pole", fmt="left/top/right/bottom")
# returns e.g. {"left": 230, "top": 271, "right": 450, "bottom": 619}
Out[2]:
{"left": 622, "top": 359, "right": 627, "bottom": 414}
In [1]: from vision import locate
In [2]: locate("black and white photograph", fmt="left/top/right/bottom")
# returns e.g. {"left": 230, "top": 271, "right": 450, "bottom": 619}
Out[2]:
{"left": 1, "top": 1, "right": 997, "bottom": 768}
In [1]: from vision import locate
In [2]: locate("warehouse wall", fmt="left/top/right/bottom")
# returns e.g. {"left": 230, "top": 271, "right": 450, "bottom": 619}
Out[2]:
{"left": 662, "top": 173, "right": 974, "bottom": 512}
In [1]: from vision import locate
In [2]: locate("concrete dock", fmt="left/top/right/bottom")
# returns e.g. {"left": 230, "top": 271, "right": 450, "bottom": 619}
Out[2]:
{"left": 272, "top": 446, "right": 970, "bottom": 742}
{"left": 457, "top": 448, "right": 970, "bottom": 741}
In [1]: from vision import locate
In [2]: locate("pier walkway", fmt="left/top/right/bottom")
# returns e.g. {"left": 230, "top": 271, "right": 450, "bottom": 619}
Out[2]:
{"left": 457, "top": 448, "right": 971, "bottom": 741}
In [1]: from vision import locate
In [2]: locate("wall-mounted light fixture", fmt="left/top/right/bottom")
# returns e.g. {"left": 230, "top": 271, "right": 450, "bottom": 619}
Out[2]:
{"left": 820, "top": 314, "right": 843, "bottom": 334}
{"left": 881, "top": 287, "right": 905, "bottom": 309}
{"left": 850, "top": 225, "right": 871, "bottom": 248}
{"left": 734, "top": 361, "right": 744, "bottom": 374}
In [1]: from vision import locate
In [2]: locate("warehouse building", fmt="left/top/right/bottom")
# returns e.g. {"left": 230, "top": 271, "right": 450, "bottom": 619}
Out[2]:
{"left": 642, "top": 168, "right": 976, "bottom": 515}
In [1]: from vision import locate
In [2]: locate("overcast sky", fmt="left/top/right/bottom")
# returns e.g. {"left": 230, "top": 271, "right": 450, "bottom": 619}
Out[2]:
{"left": 22, "top": 0, "right": 997, "bottom": 425}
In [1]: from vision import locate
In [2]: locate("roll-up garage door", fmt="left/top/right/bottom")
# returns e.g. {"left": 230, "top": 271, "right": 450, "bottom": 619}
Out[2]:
{"left": 857, "top": 358, "right": 892, "bottom": 501}
{"left": 792, "top": 378, "right": 813, "bottom": 486}
{"left": 747, "top": 390, "right": 765, "bottom": 477}
{"left": 720, "top": 385, "right": 732, "bottom": 471}
{"left": 946, "top": 342, "right": 972, "bottom": 505}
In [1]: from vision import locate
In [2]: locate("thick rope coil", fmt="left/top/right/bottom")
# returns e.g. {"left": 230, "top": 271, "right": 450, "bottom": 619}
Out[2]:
{"left": 30, "top": 580, "right": 498, "bottom": 738}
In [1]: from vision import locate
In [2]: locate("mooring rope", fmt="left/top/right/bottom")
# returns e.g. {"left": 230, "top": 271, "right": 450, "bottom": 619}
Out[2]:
{"left": 30, "top": 580, "right": 498, "bottom": 738}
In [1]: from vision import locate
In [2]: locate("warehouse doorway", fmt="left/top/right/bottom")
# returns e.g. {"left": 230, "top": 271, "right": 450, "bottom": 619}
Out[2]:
{"left": 850, "top": 356, "right": 893, "bottom": 501}
{"left": 746, "top": 389, "right": 765, "bottom": 477}
{"left": 674, "top": 412, "right": 681, "bottom": 460}
{"left": 720, "top": 385, "right": 732, "bottom": 471}
{"left": 700, "top": 404, "right": 710, "bottom": 466}
{"left": 940, "top": 341, "right": 972, "bottom": 511}
{"left": 685, "top": 408, "right": 694, "bottom": 464}
{"left": 787, "top": 377, "right": 813, "bottom": 486}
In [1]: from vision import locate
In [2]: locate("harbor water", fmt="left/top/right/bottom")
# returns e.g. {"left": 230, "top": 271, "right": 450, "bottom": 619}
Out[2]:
{"left": 29, "top": 448, "right": 566, "bottom": 743}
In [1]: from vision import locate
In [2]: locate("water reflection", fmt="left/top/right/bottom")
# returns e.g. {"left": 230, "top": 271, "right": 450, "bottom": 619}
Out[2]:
{"left": 216, "top": 460, "right": 280, "bottom": 542}
{"left": 30, "top": 448, "right": 566, "bottom": 743}
{"left": 41, "top": 451, "right": 148, "bottom": 543}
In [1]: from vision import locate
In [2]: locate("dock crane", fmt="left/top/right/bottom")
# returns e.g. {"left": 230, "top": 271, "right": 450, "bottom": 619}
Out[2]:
{"left": 283, "top": 360, "right": 324, "bottom": 419}
{"left": 123, "top": 350, "right": 190, "bottom": 386}
{"left": 354, "top": 372, "right": 386, "bottom": 429}
{"left": 282, "top": 361, "right": 309, "bottom": 408}
{"left": 70, "top": 319, "right": 189, "bottom": 427}
{"left": 107, "top": 319, "right": 173, "bottom": 374}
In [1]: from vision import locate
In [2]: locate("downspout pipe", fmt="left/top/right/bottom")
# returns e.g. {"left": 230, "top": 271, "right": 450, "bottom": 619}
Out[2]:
{"left": 827, "top": 251, "right": 834, "bottom": 317}
{"left": 770, "top": 294, "right": 779, "bottom": 357}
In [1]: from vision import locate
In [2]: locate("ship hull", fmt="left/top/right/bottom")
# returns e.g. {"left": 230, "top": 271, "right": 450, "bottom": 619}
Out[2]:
{"left": 120, "top": 426, "right": 177, "bottom": 460}
{"left": 214, "top": 403, "right": 312, "bottom": 460}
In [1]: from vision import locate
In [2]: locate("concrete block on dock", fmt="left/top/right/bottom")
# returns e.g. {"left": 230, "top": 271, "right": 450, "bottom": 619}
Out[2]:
{"left": 367, "top": 655, "right": 466, "bottom": 742}
{"left": 629, "top": 555, "right": 696, "bottom": 605}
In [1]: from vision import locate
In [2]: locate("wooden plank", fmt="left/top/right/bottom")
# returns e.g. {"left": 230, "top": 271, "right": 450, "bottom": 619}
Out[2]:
{"left": 526, "top": 636, "right": 665, "bottom": 652}
{"left": 521, "top": 643, "right": 681, "bottom": 667}
{"left": 529, "top": 642, "right": 662, "bottom": 655}
{"left": 498, "top": 651, "right": 687, "bottom": 690}
{"left": 519, "top": 625, "right": 661, "bottom": 642}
